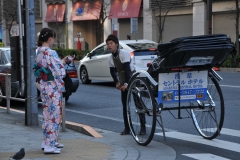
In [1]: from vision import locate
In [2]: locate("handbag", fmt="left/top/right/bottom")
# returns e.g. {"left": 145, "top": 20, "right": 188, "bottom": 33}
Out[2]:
{"left": 63, "top": 73, "right": 73, "bottom": 98}
{"left": 63, "top": 73, "right": 73, "bottom": 90}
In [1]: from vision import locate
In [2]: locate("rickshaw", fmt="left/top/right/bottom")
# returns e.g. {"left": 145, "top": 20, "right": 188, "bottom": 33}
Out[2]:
{"left": 126, "top": 34, "right": 236, "bottom": 146}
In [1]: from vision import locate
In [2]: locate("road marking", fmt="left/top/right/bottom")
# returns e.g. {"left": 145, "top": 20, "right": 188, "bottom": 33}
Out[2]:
{"left": 65, "top": 108, "right": 124, "bottom": 122}
{"left": 182, "top": 153, "right": 231, "bottom": 160}
{"left": 202, "top": 128, "right": 240, "bottom": 138}
{"left": 65, "top": 108, "right": 172, "bottom": 131}
{"left": 219, "top": 84, "right": 240, "bottom": 88}
{"left": 155, "top": 131, "right": 240, "bottom": 153}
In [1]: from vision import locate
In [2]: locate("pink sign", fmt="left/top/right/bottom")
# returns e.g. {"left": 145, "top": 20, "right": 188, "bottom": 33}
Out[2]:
{"left": 71, "top": 1, "right": 102, "bottom": 21}
{"left": 109, "top": 0, "right": 142, "bottom": 19}
{"left": 45, "top": 4, "right": 65, "bottom": 22}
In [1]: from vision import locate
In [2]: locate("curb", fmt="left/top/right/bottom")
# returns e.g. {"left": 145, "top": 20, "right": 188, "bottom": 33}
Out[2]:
{"left": 0, "top": 107, "right": 103, "bottom": 138}
{"left": 219, "top": 67, "right": 240, "bottom": 72}
{"left": 66, "top": 121, "right": 103, "bottom": 138}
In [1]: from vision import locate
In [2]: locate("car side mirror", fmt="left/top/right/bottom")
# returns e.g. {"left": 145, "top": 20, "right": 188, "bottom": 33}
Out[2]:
{"left": 88, "top": 52, "right": 93, "bottom": 59}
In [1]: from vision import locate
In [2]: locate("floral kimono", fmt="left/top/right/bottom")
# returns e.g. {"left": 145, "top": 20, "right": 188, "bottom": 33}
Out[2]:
{"left": 35, "top": 47, "right": 66, "bottom": 147}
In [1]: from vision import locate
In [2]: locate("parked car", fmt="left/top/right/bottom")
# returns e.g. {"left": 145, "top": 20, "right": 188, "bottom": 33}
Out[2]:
{"left": 63, "top": 61, "right": 79, "bottom": 101}
{"left": 0, "top": 47, "right": 19, "bottom": 105}
{"left": 78, "top": 39, "right": 158, "bottom": 84}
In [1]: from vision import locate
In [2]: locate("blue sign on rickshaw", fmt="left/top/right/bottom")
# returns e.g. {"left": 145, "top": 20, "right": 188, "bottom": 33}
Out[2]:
{"left": 158, "top": 71, "right": 208, "bottom": 103}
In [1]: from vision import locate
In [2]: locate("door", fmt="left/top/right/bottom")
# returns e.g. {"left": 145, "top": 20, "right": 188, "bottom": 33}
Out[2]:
{"left": 86, "top": 46, "right": 106, "bottom": 78}
{"left": 99, "top": 45, "right": 112, "bottom": 79}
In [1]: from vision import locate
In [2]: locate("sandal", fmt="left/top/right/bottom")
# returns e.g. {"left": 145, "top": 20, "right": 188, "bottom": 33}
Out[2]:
{"left": 120, "top": 129, "right": 130, "bottom": 135}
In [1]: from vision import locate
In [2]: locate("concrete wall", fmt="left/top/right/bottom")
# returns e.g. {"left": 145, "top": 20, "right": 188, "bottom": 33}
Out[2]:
{"left": 213, "top": 13, "right": 237, "bottom": 42}
{"left": 162, "top": 14, "right": 193, "bottom": 43}
{"left": 118, "top": 18, "right": 143, "bottom": 40}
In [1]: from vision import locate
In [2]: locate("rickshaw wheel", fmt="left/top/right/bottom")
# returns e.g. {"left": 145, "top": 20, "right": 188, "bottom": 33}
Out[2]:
{"left": 127, "top": 77, "right": 156, "bottom": 146}
{"left": 191, "top": 74, "right": 224, "bottom": 140}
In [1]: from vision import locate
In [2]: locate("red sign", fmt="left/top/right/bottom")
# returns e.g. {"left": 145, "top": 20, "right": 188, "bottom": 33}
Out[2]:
{"left": 71, "top": 1, "right": 102, "bottom": 21}
{"left": 109, "top": 0, "right": 142, "bottom": 19}
{"left": 45, "top": 4, "right": 65, "bottom": 22}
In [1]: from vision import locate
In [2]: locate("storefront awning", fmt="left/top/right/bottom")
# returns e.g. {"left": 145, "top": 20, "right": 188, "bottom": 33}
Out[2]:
{"left": 45, "top": 3, "right": 66, "bottom": 22}
{"left": 109, "top": 0, "right": 142, "bottom": 19}
{"left": 71, "top": 1, "right": 102, "bottom": 21}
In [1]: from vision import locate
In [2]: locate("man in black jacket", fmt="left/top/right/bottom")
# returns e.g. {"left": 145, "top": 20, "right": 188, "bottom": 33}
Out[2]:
{"left": 106, "top": 34, "right": 135, "bottom": 135}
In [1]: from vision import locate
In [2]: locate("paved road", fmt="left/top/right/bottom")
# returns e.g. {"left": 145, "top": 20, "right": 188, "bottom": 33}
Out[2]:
{"left": 10, "top": 71, "right": 240, "bottom": 160}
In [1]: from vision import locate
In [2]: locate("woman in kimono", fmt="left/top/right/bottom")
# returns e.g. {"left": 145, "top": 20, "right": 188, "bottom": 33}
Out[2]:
{"left": 36, "top": 28, "right": 69, "bottom": 154}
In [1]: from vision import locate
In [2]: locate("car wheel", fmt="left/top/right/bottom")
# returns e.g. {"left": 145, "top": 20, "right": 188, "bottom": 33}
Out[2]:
{"left": 80, "top": 67, "right": 91, "bottom": 84}
{"left": 0, "top": 84, "right": 6, "bottom": 106}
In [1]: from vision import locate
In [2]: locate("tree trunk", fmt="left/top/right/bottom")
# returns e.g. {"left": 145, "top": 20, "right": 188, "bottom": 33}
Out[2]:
{"left": 158, "top": 2, "right": 162, "bottom": 43}
{"left": 236, "top": 0, "right": 239, "bottom": 55}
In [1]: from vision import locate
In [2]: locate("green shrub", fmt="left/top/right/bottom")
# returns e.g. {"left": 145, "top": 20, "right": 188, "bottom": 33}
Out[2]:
{"left": 0, "top": 42, "right": 4, "bottom": 47}
{"left": 222, "top": 54, "right": 240, "bottom": 68}
{"left": 53, "top": 48, "right": 90, "bottom": 60}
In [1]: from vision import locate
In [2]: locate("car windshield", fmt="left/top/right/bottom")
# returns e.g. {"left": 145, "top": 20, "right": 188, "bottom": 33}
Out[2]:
{"left": 6, "top": 50, "right": 11, "bottom": 61}
{"left": 126, "top": 43, "right": 158, "bottom": 50}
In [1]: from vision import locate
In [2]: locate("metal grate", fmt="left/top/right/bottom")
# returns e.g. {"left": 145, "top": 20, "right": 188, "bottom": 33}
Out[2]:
{"left": 34, "top": 0, "right": 41, "bottom": 18}
{"left": 150, "top": 0, "right": 193, "bottom": 9}
{"left": 45, "top": 0, "right": 65, "bottom": 4}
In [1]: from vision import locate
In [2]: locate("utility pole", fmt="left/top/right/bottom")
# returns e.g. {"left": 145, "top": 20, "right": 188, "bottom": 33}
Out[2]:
{"left": 65, "top": 0, "right": 69, "bottom": 49}
{"left": 24, "top": 0, "right": 38, "bottom": 126}
{"left": 206, "top": 0, "right": 212, "bottom": 35}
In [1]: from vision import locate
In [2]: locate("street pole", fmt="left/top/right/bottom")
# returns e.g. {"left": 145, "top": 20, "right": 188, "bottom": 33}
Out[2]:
{"left": 207, "top": 0, "right": 212, "bottom": 35}
{"left": 65, "top": 0, "right": 69, "bottom": 49}
{"left": 25, "top": 0, "right": 38, "bottom": 126}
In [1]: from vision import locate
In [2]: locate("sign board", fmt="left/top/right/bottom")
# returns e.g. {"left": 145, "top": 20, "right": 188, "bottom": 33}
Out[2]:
{"left": 131, "top": 18, "right": 138, "bottom": 34}
{"left": 112, "top": 18, "right": 118, "bottom": 24}
{"left": 158, "top": 71, "right": 208, "bottom": 103}
{"left": 74, "top": 38, "right": 84, "bottom": 42}
{"left": 112, "top": 23, "right": 119, "bottom": 30}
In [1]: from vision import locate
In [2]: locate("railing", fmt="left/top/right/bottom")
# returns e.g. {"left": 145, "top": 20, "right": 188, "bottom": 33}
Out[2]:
{"left": 0, "top": 73, "right": 66, "bottom": 131}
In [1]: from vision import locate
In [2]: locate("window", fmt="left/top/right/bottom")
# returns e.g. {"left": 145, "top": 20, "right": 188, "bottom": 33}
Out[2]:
{"left": 0, "top": 51, "right": 3, "bottom": 65}
{"left": 93, "top": 46, "right": 105, "bottom": 56}
{"left": 93, "top": 45, "right": 112, "bottom": 56}
{"left": 5, "top": 50, "right": 10, "bottom": 62}
{"left": 126, "top": 43, "right": 158, "bottom": 50}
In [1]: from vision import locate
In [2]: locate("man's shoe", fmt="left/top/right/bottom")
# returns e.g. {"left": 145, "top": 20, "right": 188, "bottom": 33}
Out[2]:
{"left": 44, "top": 146, "right": 61, "bottom": 154}
{"left": 120, "top": 129, "right": 130, "bottom": 135}
{"left": 139, "top": 128, "right": 146, "bottom": 135}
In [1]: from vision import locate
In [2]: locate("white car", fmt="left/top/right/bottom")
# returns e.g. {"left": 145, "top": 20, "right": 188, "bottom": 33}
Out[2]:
{"left": 78, "top": 39, "right": 158, "bottom": 84}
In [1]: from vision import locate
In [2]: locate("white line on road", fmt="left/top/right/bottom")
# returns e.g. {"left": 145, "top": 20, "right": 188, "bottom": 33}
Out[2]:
{"left": 65, "top": 108, "right": 172, "bottom": 131}
{"left": 182, "top": 153, "right": 231, "bottom": 160}
{"left": 155, "top": 131, "right": 240, "bottom": 153}
{"left": 219, "top": 84, "right": 240, "bottom": 88}
{"left": 202, "top": 128, "right": 240, "bottom": 138}
{"left": 65, "top": 108, "right": 124, "bottom": 122}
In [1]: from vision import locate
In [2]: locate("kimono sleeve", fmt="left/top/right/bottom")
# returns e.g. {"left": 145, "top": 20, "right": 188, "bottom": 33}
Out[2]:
{"left": 48, "top": 50, "right": 66, "bottom": 92}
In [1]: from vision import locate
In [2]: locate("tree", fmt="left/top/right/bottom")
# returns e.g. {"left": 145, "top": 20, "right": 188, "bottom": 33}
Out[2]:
{"left": 235, "top": 0, "right": 239, "bottom": 55}
{"left": 49, "top": 22, "right": 65, "bottom": 48}
{"left": 224, "top": 0, "right": 240, "bottom": 55}
{"left": 147, "top": 0, "right": 191, "bottom": 43}
{"left": 85, "top": 0, "right": 113, "bottom": 45}
{"left": 46, "top": 4, "right": 65, "bottom": 49}
{"left": 0, "top": 0, "right": 18, "bottom": 42}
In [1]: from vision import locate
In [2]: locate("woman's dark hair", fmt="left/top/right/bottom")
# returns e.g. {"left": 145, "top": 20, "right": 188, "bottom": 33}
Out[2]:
{"left": 37, "top": 28, "right": 56, "bottom": 46}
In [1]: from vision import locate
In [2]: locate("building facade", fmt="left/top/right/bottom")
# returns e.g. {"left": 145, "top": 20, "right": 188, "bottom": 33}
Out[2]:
{"left": 0, "top": 0, "right": 238, "bottom": 50}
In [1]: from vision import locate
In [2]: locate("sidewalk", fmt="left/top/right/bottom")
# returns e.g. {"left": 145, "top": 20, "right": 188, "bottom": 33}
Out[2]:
{"left": 0, "top": 108, "right": 176, "bottom": 160}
